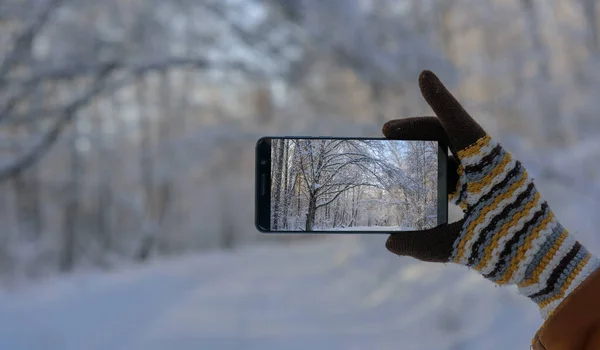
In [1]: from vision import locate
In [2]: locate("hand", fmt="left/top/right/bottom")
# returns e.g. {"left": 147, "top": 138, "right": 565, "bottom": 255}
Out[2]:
{"left": 383, "top": 70, "right": 600, "bottom": 320}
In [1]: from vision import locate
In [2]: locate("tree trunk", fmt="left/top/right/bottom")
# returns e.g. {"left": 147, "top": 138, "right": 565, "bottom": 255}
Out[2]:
{"left": 305, "top": 195, "right": 317, "bottom": 231}
{"left": 281, "top": 140, "right": 290, "bottom": 229}
{"left": 60, "top": 94, "right": 82, "bottom": 272}
{"left": 272, "top": 140, "right": 284, "bottom": 229}
{"left": 583, "top": 0, "right": 599, "bottom": 53}
{"left": 136, "top": 77, "right": 155, "bottom": 262}
{"left": 155, "top": 70, "right": 173, "bottom": 254}
{"left": 13, "top": 81, "right": 45, "bottom": 242}
{"left": 94, "top": 97, "right": 113, "bottom": 256}
{"left": 12, "top": 173, "right": 42, "bottom": 241}
{"left": 370, "top": 82, "right": 385, "bottom": 124}
{"left": 433, "top": 0, "right": 457, "bottom": 62}
{"left": 520, "top": 0, "right": 567, "bottom": 145}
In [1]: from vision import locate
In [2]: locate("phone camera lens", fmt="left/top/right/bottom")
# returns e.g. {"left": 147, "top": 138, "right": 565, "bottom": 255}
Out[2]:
{"left": 260, "top": 160, "right": 267, "bottom": 165}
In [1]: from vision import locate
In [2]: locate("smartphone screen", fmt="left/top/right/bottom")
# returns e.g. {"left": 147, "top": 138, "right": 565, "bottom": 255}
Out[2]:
{"left": 255, "top": 137, "right": 448, "bottom": 233}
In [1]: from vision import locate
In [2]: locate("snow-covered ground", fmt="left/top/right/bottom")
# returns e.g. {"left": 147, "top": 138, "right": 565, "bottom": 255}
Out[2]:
{"left": 0, "top": 235, "right": 542, "bottom": 350}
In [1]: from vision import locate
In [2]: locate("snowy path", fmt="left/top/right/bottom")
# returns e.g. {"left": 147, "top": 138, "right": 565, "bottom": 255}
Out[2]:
{"left": 0, "top": 236, "right": 541, "bottom": 350}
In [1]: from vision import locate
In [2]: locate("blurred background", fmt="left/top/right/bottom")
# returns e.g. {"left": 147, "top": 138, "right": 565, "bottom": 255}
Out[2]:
{"left": 0, "top": 0, "right": 599, "bottom": 349}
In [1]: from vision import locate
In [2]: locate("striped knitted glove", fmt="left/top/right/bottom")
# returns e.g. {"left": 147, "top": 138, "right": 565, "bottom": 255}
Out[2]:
{"left": 383, "top": 70, "right": 600, "bottom": 320}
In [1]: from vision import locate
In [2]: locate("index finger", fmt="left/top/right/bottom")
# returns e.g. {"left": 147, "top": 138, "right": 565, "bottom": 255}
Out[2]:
{"left": 418, "top": 70, "right": 487, "bottom": 152}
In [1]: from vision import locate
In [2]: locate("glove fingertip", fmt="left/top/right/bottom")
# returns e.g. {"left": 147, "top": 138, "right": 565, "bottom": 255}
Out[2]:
{"left": 385, "top": 221, "right": 464, "bottom": 263}
{"left": 382, "top": 120, "right": 401, "bottom": 138}
{"left": 419, "top": 70, "right": 437, "bottom": 86}
{"left": 385, "top": 234, "right": 407, "bottom": 256}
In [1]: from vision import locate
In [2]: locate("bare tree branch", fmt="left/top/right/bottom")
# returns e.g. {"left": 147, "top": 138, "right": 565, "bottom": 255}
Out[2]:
{"left": 0, "top": 62, "right": 117, "bottom": 181}
{"left": 0, "top": 0, "right": 66, "bottom": 126}
{"left": 0, "top": 0, "right": 65, "bottom": 82}
{"left": 316, "top": 183, "right": 378, "bottom": 209}
{"left": 5, "top": 55, "right": 261, "bottom": 88}
{"left": 2, "top": 56, "right": 259, "bottom": 125}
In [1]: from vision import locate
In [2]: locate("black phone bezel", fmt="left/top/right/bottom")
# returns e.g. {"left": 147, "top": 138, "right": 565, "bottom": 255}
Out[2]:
{"left": 255, "top": 137, "right": 448, "bottom": 233}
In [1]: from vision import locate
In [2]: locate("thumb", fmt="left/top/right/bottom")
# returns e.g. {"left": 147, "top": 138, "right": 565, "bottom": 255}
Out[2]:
{"left": 385, "top": 219, "right": 464, "bottom": 263}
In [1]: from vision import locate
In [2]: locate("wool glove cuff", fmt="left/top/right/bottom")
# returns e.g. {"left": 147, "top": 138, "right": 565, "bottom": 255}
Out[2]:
{"left": 450, "top": 134, "right": 600, "bottom": 319}
{"left": 384, "top": 70, "right": 600, "bottom": 320}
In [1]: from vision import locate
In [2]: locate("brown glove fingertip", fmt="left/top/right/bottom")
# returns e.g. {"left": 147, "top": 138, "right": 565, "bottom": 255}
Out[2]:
{"left": 385, "top": 219, "right": 464, "bottom": 263}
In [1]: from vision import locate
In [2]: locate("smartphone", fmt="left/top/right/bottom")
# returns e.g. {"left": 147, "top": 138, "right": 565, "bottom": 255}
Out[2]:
{"left": 255, "top": 137, "right": 448, "bottom": 233}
